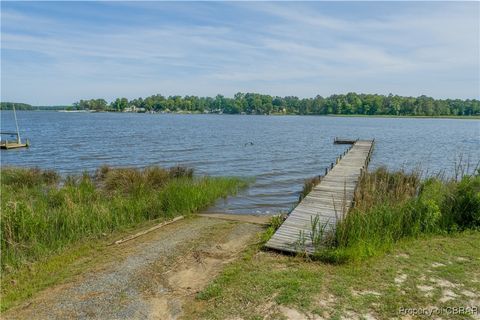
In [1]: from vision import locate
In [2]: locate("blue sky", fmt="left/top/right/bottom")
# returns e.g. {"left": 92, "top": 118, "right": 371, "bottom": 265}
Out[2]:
{"left": 1, "top": 1, "right": 479, "bottom": 105}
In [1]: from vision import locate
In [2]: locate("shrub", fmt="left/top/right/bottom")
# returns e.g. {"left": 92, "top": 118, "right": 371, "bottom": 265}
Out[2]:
{"left": 443, "top": 175, "right": 480, "bottom": 230}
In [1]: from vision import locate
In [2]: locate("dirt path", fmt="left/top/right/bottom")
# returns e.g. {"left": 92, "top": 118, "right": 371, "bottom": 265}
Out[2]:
{"left": 4, "top": 217, "right": 263, "bottom": 320}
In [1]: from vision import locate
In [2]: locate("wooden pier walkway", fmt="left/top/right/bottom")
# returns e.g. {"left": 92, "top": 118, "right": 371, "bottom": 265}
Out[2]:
{"left": 265, "top": 139, "right": 375, "bottom": 254}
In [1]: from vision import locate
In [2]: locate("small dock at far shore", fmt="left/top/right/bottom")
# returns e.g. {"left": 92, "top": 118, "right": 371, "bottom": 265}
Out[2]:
{"left": 334, "top": 137, "right": 358, "bottom": 144}
{"left": 265, "top": 138, "right": 374, "bottom": 254}
{"left": 0, "top": 141, "right": 29, "bottom": 149}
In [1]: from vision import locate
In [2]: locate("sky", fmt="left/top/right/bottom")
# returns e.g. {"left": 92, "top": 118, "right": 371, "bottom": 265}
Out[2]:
{"left": 1, "top": 1, "right": 479, "bottom": 105}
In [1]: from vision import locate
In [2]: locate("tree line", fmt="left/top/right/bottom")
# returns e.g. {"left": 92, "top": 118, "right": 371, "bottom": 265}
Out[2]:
{"left": 2, "top": 93, "right": 479, "bottom": 116}
{"left": 74, "top": 93, "right": 479, "bottom": 116}
{"left": 0, "top": 103, "right": 70, "bottom": 111}
{"left": 0, "top": 102, "right": 34, "bottom": 110}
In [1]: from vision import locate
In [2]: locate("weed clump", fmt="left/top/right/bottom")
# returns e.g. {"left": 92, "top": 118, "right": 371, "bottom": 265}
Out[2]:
{"left": 299, "top": 175, "right": 322, "bottom": 202}
{"left": 1, "top": 167, "right": 59, "bottom": 188}
{"left": 261, "top": 214, "right": 287, "bottom": 243}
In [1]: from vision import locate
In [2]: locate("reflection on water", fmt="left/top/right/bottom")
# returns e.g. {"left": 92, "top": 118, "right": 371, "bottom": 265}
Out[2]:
{"left": 1, "top": 111, "right": 479, "bottom": 214}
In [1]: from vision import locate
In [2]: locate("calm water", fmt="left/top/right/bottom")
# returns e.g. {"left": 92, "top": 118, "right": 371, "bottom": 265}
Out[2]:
{"left": 1, "top": 111, "right": 479, "bottom": 214}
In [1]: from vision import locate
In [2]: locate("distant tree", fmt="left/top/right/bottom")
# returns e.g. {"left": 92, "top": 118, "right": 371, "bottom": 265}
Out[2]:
{"left": 111, "top": 98, "right": 129, "bottom": 111}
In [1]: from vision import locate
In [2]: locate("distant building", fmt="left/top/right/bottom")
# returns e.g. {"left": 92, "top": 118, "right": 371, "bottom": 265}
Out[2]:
{"left": 123, "top": 105, "right": 146, "bottom": 113}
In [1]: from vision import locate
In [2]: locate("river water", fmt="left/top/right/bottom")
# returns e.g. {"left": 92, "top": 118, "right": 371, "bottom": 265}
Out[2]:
{"left": 1, "top": 111, "right": 479, "bottom": 214}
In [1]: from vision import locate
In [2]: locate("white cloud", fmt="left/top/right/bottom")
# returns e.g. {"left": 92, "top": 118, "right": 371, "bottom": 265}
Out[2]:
{"left": 1, "top": 2, "right": 478, "bottom": 104}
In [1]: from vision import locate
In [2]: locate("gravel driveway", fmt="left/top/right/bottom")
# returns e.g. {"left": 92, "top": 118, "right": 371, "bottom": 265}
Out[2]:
{"left": 4, "top": 217, "right": 263, "bottom": 320}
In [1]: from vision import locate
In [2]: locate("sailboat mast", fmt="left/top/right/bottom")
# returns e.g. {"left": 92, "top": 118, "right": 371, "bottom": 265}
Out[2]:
{"left": 13, "top": 104, "right": 21, "bottom": 143}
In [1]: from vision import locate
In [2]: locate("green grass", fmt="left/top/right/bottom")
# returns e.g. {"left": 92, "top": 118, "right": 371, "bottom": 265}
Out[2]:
{"left": 0, "top": 166, "right": 247, "bottom": 273}
{"left": 313, "top": 167, "right": 480, "bottom": 263}
{"left": 1, "top": 237, "right": 108, "bottom": 311}
{"left": 187, "top": 231, "right": 480, "bottom": 320}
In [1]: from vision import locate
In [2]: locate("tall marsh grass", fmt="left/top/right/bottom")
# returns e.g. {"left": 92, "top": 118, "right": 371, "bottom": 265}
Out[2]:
{"left": 299, "top": 175, "right": 322, "bottom": 202}
{"left": 314, "top": 166, "right": 480, "bottom": 263}
{"left": 1, "top": 166, "right": 246, "bottom": 272}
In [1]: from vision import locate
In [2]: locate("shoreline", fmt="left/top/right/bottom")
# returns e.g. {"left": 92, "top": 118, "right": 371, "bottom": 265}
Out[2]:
{"left": 2, "top": 109, "right": 479, "bottom": 119}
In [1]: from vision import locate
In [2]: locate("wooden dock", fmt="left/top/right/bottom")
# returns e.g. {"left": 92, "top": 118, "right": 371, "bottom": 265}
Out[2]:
{"left": 265, "top": 139, "right": 374, "bottom": 254}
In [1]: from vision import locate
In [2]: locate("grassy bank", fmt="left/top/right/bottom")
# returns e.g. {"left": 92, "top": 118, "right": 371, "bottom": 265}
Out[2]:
{"left": 188, "top": 168, "right": 480, "bottom": 319}
{"left": 313, "top": 167, "right": 480, "bottom": 263}
{"left": 0, "top": 166, "right": 247, "bottom": 273}
{"left": 189, "top": 231, "right": 480, "bottom": 319}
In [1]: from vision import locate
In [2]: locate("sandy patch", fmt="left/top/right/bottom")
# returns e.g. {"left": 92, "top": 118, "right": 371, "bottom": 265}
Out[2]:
{"left": 431, "top": 262, "right": 446, "bottom": 268}
{"left": 417, "top": 285, "right": 434, "bottom": 292}
{"left": 275, "top": 306, "right": 324, "bottom": 320}
{"left": 341, "top": 310, "right": 360, "bottom": 320}
{"left": 149, "top": 296, "right": 182, "bottom": 320}
{"left": 316, "top": 294, "right": 336, "bottom": 308}
{"left": 461, "top": 290, "right": 477, "bottom": 298}
{"left": 255, "top": 298, "right": 277, "bottom": 318}
{"left": 352, "top": 289, "right": 381, "bottom": 297}
{"left": 363, "top": 313, "right": 378, "bottom": 320}
{"left": 167, "top": 227, "right": 255, "bottom": 293}
{"left": 417, "top": 284, "right": 435, "bottom": 297}
{"left": 395, "top": 274, "right": 408, "bottom": 285}
{"left": 168, "top": 256, "right": 225, "bottom": 292}
{"left": 439, "top": 289, "right": 457, "bottom": 303}
{"left": 156, "top": 223, "right": 261, "bottom": 318}
{"left": 314, "top": 293, "right": 336, "bottom": 318}
{"left": 431, "top": 278, "right": 458, "bottom": 288}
